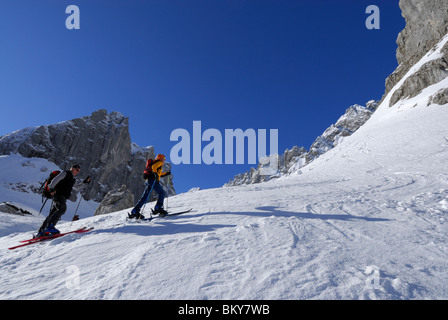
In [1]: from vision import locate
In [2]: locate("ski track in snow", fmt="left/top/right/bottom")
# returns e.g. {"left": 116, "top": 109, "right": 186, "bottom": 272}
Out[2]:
{"left": 1, "top": 164, "right": 447, "bottom": 299}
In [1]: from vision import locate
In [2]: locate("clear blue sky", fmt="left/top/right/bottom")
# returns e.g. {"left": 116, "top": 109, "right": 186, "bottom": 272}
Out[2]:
{"left": 0, "top": 0, "right": 404, "bottom": 194}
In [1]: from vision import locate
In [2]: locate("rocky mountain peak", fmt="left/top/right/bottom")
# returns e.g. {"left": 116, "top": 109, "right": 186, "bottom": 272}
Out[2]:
{"left": 0, "top": 109, "right": 175, "bottom": 202}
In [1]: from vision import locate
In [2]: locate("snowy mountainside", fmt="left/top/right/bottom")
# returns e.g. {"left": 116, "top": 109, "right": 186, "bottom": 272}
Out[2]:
{"left": 1, "top": 61, "right": 447, "bottom": 299}
{"left": 1, "top": 24, "right": 448, "bottom": 302}
{"left": 301, "top": 33, "right": 448, "bottom": 178}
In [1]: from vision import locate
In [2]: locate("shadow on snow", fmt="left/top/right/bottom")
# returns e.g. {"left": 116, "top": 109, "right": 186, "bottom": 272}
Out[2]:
{"left": 93, "top": 205, "right": 390, "bottom": 238}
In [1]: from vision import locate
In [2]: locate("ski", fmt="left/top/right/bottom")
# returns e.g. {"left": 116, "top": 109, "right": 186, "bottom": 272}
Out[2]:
{"left": 19, "top": 226, "right": 89, "bottom": 243}
{"left": 8, "top": 227, "right": 94, "bottom": 250}
{"left": 127, "top": 208, "right": 193, "bottom": 222}
{"left": 142, "top": 208, "right": 193, "bottom": 221}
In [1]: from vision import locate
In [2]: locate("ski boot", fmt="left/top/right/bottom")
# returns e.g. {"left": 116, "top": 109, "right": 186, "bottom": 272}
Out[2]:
{"left": 153, "top": 205, "right": 168, "bottom": 217}
{"left": 128, "top": 208, "right": 145, "bottom": 220}
{"left": 35, "top": 224, "right": 60, "bottom": 238}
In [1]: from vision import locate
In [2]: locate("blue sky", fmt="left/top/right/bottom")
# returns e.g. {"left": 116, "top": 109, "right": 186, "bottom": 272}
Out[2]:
{"left": 0, "top": 0, "right": 405, "bottom": 194}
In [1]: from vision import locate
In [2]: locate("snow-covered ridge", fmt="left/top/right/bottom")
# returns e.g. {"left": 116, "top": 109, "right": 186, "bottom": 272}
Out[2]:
{"left": 225, "top": 100, "right": 379, "bottom": 187}
{"left": 0, "top": 127, "right": 36, "bottom": 155}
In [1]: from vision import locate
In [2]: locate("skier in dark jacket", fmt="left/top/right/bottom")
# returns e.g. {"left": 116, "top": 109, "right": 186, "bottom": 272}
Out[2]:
{"left": 36, "top": 165, "right": 81, "bottom": 237}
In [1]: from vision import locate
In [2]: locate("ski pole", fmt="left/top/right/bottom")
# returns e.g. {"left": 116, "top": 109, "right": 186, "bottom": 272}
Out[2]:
{"left": 142, "top": 178, "right": 157, "bottom": 218}
{"left": 38, "top": 198, "right": 49, "bottom": 216}
{"left": 70, "top": 195, "right": 83, "bottom": 227}
{"left": 70, "top": 176, "right": 91, "bottom": 227}
{"left": 165, "top": 175, "right": 171, "bottom": 211}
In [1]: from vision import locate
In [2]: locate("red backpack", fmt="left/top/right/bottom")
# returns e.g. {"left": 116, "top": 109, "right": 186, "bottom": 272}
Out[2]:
{"left": 143, "top": 159, "right": 159, "bottom": 180}
{"left": 41, "top": 170, "right": 61, "bottom": 199}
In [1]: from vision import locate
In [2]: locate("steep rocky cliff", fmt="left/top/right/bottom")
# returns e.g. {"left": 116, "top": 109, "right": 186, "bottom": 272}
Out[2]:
{"left": 385, "top": 0, "right": 448, "bottom": 106}
{"left": 0, "top": 109, "right": 175, "bottom": 202}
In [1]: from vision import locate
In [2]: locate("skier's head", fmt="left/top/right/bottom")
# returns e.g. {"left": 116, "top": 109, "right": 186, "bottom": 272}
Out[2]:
{"left": 156, "top": 154, "right": 165, "bottom": 162}
{"left": 71, "top": 164, "right": 81, "bottom": 175}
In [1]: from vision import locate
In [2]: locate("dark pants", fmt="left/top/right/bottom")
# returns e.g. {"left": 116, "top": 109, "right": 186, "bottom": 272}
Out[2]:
{"left": 132, "top": 179, "right": 165, "bottom": 214}
{"left": 38, "top": 195, "right": 67, "bottom": 233}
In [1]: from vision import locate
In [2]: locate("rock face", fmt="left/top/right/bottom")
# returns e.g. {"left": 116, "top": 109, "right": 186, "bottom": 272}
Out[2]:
{"left": 307, "top": 101, "right": 378, "bottom": 161}
{"left": 389, "top": 41, "right": 448, "bottom": 106}
{"left": 0, "top": 109, "right": 175, "bottom": 203}
{"left": 225, "top": 101, "right": 378, "bottom": 187}
{"left": 94, "top": 185, "right": 134, "bottom": 216}
{"left": 385, "top": 0, "right": 448, "bottom": 106}
{"left": 0, "top": 202, "right": 33, "bottom": 216}
{"left": 428, "top": 87, "right": 448, "bottom": 106}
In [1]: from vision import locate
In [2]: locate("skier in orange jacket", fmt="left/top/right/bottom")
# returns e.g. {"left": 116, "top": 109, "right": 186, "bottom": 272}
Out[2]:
{"left": 129, "top": 154, "right": 171, "bottom": 219}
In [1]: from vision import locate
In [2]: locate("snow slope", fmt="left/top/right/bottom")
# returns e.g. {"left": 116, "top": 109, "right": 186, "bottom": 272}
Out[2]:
{"left": 1, "top": 37, "right": 448, "bottom": 300}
